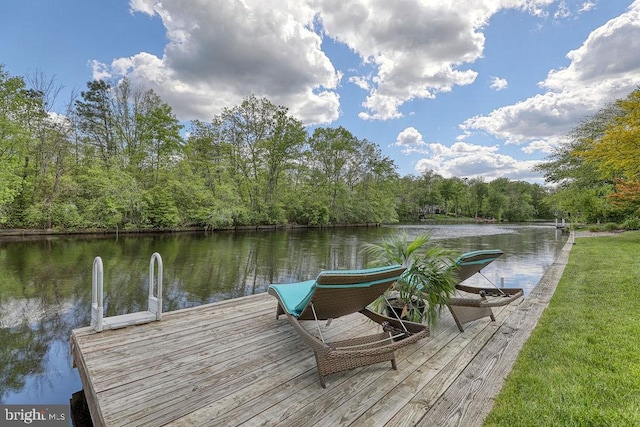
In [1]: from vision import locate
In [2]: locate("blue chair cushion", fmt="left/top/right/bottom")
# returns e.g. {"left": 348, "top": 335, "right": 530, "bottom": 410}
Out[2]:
{"left": 268, "top": 265, "right": 404, "bottom": 318}
{"left": 268, "top": 280, "right": 316, "bottom": 317}
{"left": 455, "top": 249, "right": 503, "bottom": 266}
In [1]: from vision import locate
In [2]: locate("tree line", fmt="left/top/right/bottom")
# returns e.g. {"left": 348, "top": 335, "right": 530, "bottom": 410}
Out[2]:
{"left": 7, "top": 65, "right": 634, "bottom": 231}
{"left": 0, "top": 66, "right": 402, "bottom": 229}
{"left": 396, "top": 173, "right": 551, "bottom": 222}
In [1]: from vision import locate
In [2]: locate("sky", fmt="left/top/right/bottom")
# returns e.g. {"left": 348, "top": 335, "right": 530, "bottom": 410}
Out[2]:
{"left": 1, "top": 0, "right": 640, "bottom": 183}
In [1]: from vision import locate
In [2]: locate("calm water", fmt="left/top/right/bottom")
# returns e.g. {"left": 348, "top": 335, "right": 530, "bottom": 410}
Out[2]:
{"left": 0, "top": 224, "right": 567, "bottom": 407}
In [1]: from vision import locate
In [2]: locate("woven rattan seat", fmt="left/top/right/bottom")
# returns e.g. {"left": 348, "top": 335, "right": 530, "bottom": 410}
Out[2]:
{"left": 268, "top": 265, "right": 429, "bottom": 388}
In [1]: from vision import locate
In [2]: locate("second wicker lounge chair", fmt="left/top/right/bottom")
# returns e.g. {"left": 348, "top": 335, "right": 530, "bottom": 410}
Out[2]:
{"left": 447, "top": 249, "right": 524, "bottom": 332}
{"left": 268, "top": 265, "right": 429, "bottom": 388}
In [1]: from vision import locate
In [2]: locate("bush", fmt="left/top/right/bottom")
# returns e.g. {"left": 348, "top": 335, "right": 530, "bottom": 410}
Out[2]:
{"left": 23, "top": 202, "right": 84, "bottom": 229}
{"left": 621, "top": 218, "right": 640, "bottom": 230}
{"left": 143, "top": 188, "right": 179, "bottom": 228}
{"left": 603, "top": 222, "right": 619, "bottom": 231}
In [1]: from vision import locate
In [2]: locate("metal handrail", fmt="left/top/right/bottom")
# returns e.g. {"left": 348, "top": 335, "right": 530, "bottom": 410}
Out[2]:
{"left": 91, "top": 253, "right": 164, "bottom": 332}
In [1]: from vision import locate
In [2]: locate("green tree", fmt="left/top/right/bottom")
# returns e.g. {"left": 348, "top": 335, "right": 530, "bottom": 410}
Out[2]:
{"left": 535, "top": 91, "right": 635, "bottom": 222}
{"left": 187, "top": 96, "right": 305, "bottom": 225}
{"left": 395, "top": 175, "right": 423, "bottom": 221}
{"left": 137, "top": 90, "right": 183, "bottom": 185}
{"left": 306, "top": 126, "right": 355, "bottom": 222}
{"left": 256, "top": 104, "right": 306, "bottom": 222}
{"left": 75, "top": 80, "right": 116, "bottom": 165}
{"left": 0, "top": 67, "right": 34, "bottom": 223}
{"left": 20, "top": 72, "right": 77, "bottom": 228}
{"left": 577, "top": 88, "right": 640, "bottom": 215}
{"left": 469, "top": 178, "right": 488, "bottom": 218}
{"left": 346, "top": 138, "right": 399, "bottom": 223}
{"left": 503, "top": 181, "right": 536, "bottom": 222}
{"left": 484, "top": 182, "right": 508, "bottom": 221}
{"left": 306, "top": 127, "right": 398, "bottom": 224}
{"left": 436, "top": 177, "right": 467, "bottom": 216}
{"left": 183, "top": 120, "right": 244, "bottom": 226}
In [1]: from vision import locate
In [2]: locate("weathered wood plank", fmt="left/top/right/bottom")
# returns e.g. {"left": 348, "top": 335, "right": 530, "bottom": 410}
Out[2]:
{"left": 85, "top": 311, "right": 290, "bottom": 388}
{"left": 380, "top": 304, "right": 519, "bottom": 427}
{"left": 338, "top": 305, "right": 510, "bottom": 427}
{"left": 70, "top": 334, "right": 107, "bottom": 427}
{"left": 87, "top": 308, "right": 386, "bottom": 426}
{"left": 168, "top": 315, "right": 407, "bottom": 426}
{"left": 74, "top": 294, "right": 275, "bottom": 350}
{"left": 240, "top": 314, "right": 475, "bottom": 427}
{"left": 102, "top": 315, "right": 363, "bottom": 404}
{"left": 106, "top": 343, "right": 316, "bottom": 426}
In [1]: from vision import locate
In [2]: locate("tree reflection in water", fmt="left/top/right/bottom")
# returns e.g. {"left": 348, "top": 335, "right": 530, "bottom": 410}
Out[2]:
{"left": 0, "top": 320, "right": 48, "bottom": 400}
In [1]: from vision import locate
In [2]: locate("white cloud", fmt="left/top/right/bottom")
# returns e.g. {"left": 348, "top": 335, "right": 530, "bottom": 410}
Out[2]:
{"left": 554, "top": 1, "right": 572, "bottom": 19}
{"left": 490, "top": 76, "right": 508, "bottom": 91}
{"left": 414, "top": 141, "right": 542, "bottom": 182}
{"left": 578, "top": 2, "right": 597, "bottom": 14}
{"left": 316, "top": 0, "right": 555, "bottom": 120}
{"left": 90, "top": 60, "right": 112, "bottom": 81}
{"left": 47, "top": 111, "right": 73, "bottom": 133}
{"left": 348, "top": 75, "right": 370, "bottom": 90}
{"left": 461, "top": 1, "right": 640, "bottom": 154}
{"left": 393, "top": 127, "right": 428, "bottom": 154}
{"left": 129, "top": 0, "right": 155, "bottom": 16}
{"left": 94, "top": 0, "right": 563, "bottom": 126}
{"left": 393, "top": 128, "right": 541, "bottom": 182}
{"left": 94, "top": 0, "right": 342, "bottom": 125}
{"left": 521, "top": 135, "right": 570, "bottom": 154}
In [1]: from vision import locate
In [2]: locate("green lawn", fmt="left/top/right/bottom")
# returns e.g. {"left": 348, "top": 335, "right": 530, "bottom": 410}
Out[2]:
{"left": 484, "top": 231, "right": 640, "bottom": 426}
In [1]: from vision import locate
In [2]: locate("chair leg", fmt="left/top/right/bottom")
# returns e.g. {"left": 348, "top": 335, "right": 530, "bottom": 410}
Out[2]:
{"left": 276, "top": 303, "right": 285, "bottom": 319}
{"left": 318, "top": 373, "right": 327, "bottom": 388}
{"left": 314, "top": 354, "right": 327, "bottom": 388}
{"left": 447, "top": 304, "right": 494, "bottom": 332}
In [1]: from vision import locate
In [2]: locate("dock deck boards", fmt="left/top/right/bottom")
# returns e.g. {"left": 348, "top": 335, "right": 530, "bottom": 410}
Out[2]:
{"left": 70, "top": 237, "right": 573, "bottom": 426}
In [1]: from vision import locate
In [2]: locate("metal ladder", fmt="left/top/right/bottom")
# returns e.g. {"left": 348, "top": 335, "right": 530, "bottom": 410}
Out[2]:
{"left": 91, "top": 253, "right": 163, "bottom": 332}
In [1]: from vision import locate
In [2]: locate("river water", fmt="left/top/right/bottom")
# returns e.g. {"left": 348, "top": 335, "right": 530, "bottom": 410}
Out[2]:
{"left": 0, "top": 223, "right": 567, "bottom": 408}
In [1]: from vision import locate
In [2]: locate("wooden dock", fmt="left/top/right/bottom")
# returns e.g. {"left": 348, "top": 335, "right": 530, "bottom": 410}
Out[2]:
{"left": 70, "top": 237, "right": 573, "bottom": 426}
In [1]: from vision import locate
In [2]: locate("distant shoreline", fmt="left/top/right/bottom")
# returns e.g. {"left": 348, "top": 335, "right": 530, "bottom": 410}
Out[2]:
{"left": 0, "top": 223, "right": 383, "bottom": 239}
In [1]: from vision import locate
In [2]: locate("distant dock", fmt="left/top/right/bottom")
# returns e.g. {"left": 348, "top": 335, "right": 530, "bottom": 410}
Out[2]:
{"left": 555, "top": 218, "right": 567, "bottom": 229}
{"left": 70, "top": 237, "right": 573, "bottom": 426}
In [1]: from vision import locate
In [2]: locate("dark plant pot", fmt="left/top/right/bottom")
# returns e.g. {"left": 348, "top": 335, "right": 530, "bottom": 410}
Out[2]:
{"left": 385, "top": 298, "right": 426, "bottom": 321}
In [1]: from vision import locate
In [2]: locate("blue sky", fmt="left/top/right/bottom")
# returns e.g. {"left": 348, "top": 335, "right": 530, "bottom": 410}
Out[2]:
{"left": 2, "top": 0, "right": 639, "bottom": 183}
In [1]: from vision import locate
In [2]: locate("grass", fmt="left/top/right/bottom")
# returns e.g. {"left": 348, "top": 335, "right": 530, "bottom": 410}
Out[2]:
{"left": 484, "top": 231, "right": 640, "bottom": 426}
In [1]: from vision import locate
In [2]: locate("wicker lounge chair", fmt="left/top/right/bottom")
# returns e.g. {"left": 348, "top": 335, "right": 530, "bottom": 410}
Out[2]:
{"left": 447, "top": 249, "right": 524, "bottom": 332}
{"left": 268, "top": 265, "right": 429, "bottom": 388}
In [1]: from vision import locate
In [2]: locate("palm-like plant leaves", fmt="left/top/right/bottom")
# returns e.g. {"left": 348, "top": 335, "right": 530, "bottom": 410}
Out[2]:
{"left": 362, "top": 232, "right": 457, "bottom": 325}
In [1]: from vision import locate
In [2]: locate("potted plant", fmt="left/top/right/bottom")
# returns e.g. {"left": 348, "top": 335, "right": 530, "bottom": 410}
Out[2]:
{"left": 361, "top": 232, "right": 458, "bottom": 326}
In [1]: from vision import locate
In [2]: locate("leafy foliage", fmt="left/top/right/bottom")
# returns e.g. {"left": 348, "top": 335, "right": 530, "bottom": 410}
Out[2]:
{"left": 537, "top": 87, "right": 640, "bottom": 222}
{"left": 396, "top": 173, "right": 551, "bottom": 222}
{"left": 362, "top": 232, "right": 457, "bottom": 325}
{"left": 0, "top": 65, "right": 581, "bottom": 231}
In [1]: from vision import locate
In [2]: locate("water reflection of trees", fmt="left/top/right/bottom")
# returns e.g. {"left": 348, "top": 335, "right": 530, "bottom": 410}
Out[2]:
{"left": 0, "top": 237, "right": 95, "bottom": 402}
{"left": 0, "top": 321, "right": 48, "bottom": 400}
{"left": 161, "top": 229, "right": 388, "bottom": 308}
{"left": 0, "top": 293, "right": 87, "bottom": 401}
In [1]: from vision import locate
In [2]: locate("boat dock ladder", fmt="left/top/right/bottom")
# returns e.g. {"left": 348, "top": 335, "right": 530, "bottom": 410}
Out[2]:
{"left": 91, "top": 252, "right": 163, "bottom": 332}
